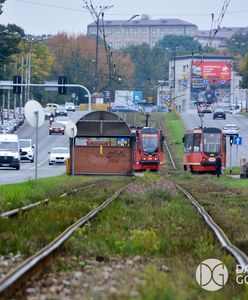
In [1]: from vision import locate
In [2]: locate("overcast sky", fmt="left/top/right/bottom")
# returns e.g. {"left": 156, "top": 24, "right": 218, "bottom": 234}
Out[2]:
{"left": 1, "top": 0, "right": 248, "bottom": 35}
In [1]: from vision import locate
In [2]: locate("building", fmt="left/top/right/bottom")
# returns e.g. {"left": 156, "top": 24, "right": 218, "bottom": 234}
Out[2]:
{"left": 87, "top": 17, "right": 198, "bottom": 49}
{"left": 197, "top": 27, "right": 248, "bottom": 50}
{"left": 168, "top": 54, "right": 235, "bottom": 113}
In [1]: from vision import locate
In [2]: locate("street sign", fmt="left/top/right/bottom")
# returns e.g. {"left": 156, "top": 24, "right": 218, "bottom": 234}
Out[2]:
{"left": 0, "top": 80, "right": 13, "bottom": 90}
{"left": 44, "top": 81, "right": 57, "bottom": 91}
{"left": 234, "top": 136, "right": 242, "bottom": 145}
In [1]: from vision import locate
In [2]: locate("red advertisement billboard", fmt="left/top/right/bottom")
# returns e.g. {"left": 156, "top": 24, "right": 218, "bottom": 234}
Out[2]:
{"left": 191, "top": 61, "right": 231, "bottom": 104}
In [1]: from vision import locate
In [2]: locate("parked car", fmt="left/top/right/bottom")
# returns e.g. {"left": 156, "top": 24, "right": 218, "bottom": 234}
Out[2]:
{"left": 55, "top": 116, "right": 70, "bottom": 126}
{"left": 49, "top": 123, "right": 65, "bottom": 135}
{"left": 48, "top": 147, "right": 70, "bottom": 165}
{"left": 223, "top": 124, "right": 239, "bottom": 136}
{"left": 65, "top": 102, "right": 75, "bottom": 112}
{"left": 19, "top": 139, "right": 34, "bottom": 162}
{"left": 213, "top": 108, "right": 226, "bottom": 119}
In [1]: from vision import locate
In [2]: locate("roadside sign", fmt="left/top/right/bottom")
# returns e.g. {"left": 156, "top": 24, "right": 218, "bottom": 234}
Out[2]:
{"left": 234, "top": 136, "right": 242, "bottom": 145}
{"left": 44, "top": 81, "right": 57, "bottom": 91}
{"left": 0, "top": 80, "right": 13, "bottom": 90}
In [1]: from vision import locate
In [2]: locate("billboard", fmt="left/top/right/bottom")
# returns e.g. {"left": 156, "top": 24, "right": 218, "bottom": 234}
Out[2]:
{"left": 191, "top": 61, "right": 231, "bottom": 105}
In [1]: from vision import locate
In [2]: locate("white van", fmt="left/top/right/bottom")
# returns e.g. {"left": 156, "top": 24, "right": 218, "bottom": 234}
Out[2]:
{"left": 0, "top": 134, "right": 20, "bottom": 170}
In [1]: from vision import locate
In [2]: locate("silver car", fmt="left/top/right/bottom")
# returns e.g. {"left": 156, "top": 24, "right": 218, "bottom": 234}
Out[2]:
{"left": 223, "top": 124, "right": 239, "bottom": 136}
{"left": 48, "top": 147, "right": 70, "bottom": 165}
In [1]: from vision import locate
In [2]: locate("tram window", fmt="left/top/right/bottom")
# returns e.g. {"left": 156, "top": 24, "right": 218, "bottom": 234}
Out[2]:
{"left": 203, "top": 133, "right": 221, "bottom": 153}
{"left": 184, "top": 133, "right": 194, "bottom": 152}
{"left": 142, "top": 135, "right": 158, "bottom": 154}
{"left": 193, "top": 133, "right": 201, "bottom": 152}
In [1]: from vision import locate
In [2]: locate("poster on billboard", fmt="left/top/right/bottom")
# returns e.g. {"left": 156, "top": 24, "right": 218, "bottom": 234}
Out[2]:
{"left": 191, "top": 61, "right": 231, "bottom": 106}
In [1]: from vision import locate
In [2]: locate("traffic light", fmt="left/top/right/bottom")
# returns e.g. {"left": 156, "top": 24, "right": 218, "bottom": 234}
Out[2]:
{"left": 58, "top": 76, "right": 67, "bottom": 95}
{"left": 230, "top": 135, "right": 234, "bottom": 145}
{"left": 13, "top": 75, "right": 22, "bottom": 94}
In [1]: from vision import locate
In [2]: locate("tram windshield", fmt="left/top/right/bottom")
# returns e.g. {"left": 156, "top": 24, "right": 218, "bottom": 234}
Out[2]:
{"left": 203, "top": 132, "right": 221, "bottom": 154}
{"left": 142, "top": 134, "right": 158, "bottom": 154}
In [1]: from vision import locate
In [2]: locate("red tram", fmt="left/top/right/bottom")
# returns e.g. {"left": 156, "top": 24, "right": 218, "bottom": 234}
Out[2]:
{"left": 183, "top": 127, "right": 226, "bottom": 173}
{"left": 131, "top": 127, "right": 164, "bottom": 171}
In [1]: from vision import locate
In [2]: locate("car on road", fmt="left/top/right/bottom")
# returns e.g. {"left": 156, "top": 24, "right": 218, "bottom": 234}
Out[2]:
{"left": 55, "top": 106, "right": 68, "bottom": 117}
{"left": 223, "top": 124, "right": 239, "bottom": 136}
{"left": 49, "top": 123, "right": 65, "bottom": 135}
{"left": 48, "top": 147, "right": 70, "bottom": 165}
{"left": 213, "top": 108, "right": 226, "bottom": 119}
{"left": 0, "top": 134, "right": 20, "bottom": 170}
{"left": 45, "top": 103, "right": 59, "bottom": 116}
{"left": 44, "top": 108, "right": 55, "bottom": 120}
{"left": 65, "top": 102, "right": 75, "bottom": 112}
{"left": 19, "top": 139, "right": 34, "bottom": 162}
{"left": 55, "top": 116, "right": 70, "bottom": 126}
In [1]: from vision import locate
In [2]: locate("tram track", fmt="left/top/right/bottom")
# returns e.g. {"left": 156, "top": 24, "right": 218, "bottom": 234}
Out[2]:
{"left": 0, "top": 183, "right": 96, "bottom": 218}
{"left": 161, "top": 115, "right": 248, "bottom": 269}
{"left": 0, "top": 183, "right": 130, "bottom": 299}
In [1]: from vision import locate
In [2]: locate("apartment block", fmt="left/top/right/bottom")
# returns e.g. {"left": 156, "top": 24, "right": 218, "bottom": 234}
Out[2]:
{"left": 87, "top": 18, "right": 198, "bottom": 49}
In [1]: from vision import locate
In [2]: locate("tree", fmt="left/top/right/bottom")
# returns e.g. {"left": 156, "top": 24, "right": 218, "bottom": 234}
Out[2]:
{"left": 155, "top": 34, "right": 202, "bottom": 55}
{"left": 0, "top": 0, "right": 6, "bottom": 15}
{"left": 0, "top": 24, "right": 23, "bottom": 73}
{"left": 47, "top": 32, "right": 134, "bottom": 101}
{"left": 239, "top": 53, "right": 248, "bottom": 88}
{"left": 226, "top": 33, "right": 248, "bottom": 57}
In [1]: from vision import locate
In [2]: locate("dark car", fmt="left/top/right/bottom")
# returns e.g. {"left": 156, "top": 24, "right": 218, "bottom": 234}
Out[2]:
{"left": 55, "top": 106, "right": 68, "bottom": 117}
{"left": 213, "top": 108, "right": 226, "bottom": 119}
{"left": 49, "top": 123, "right": 65, "bottom": 135}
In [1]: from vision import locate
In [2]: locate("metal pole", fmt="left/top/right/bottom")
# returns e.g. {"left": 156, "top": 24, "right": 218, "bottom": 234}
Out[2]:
{"left": 20, "top": 56, "right": 24, "bottom": 114}
{"left": 72, "top": 128, "right": 75, "bottom": 176}
{"left": 34, "top": 111, "right": 39, "bottom": 180}
{"left": 2, "top": 91, "right": 5, "bottom": 124}
{"left": 94, "top": 18, "right": 99, "bottom": 92}
{"left": 229, "top": 143, "right": 232, "bottom": 174}
{"left": 7, "top": 90, "right": 10, "bottom": 120}
{"left": 27, "top": 43, "right": 32, "bottom": 101}
{"left": 14, "top": 94, "right": 16, "bottom": 118}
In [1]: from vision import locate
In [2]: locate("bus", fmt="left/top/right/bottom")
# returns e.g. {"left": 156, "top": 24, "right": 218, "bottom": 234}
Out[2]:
{"left": 182, "top": 127, "right": 226, "bottom": 173}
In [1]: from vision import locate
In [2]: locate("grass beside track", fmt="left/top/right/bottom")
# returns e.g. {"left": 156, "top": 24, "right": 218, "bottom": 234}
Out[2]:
{"left": 0, "top": 177, "right": 130, "bottom": 256}
{"left": 0, "top": 175, "right": 99, "bottom": 213}
{"left": 176, "top": 172, "right": 248, "bottom": 255}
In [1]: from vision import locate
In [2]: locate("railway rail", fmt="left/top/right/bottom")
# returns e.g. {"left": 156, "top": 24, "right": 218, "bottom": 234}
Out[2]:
{"left": 0, "top": 183, "right": 96, "bottom": 218}
{"left": 162, "top": 116, "right": 248, "bottom": 270}
{"left": 0, "top": 184, "right": 130, "bottom": 299}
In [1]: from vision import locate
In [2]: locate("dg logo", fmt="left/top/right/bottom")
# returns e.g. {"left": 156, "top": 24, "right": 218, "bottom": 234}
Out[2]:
{"left": 196, "top": 258, "right": 228, "bottom": 291}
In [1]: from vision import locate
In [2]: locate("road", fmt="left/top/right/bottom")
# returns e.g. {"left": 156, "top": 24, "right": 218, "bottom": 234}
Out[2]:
{"left": 0, "top": 110, "right": 86, "bottom": 185}
{"left": 180, "top": 110, "right": 248, "bottom": 168}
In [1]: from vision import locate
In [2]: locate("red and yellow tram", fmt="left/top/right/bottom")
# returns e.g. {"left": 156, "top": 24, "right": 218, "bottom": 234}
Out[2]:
{"left": 183, "top": 127, "right": 226, "bottom": 173}
{"left": 131, "top": 127, "right": 164, "bottom": 171}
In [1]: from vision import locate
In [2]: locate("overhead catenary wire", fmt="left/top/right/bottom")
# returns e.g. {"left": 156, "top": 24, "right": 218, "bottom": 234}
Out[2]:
{"left": 15, "top": 0, "right": 245, "bottom": 18}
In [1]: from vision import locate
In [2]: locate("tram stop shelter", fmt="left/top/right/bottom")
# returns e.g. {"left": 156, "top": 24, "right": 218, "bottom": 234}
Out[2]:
{"left": 68, "top": 110, "right": 133, "bottom": 175}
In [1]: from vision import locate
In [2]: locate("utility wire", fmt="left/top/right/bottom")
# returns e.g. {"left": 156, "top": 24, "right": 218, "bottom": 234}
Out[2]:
{"left": 15, "top": 0, "right": 246, "bottom": 17}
